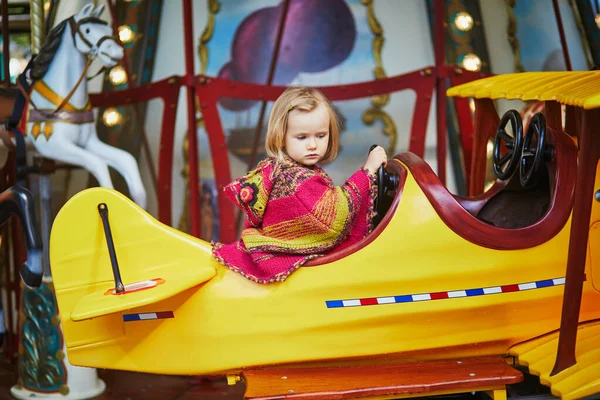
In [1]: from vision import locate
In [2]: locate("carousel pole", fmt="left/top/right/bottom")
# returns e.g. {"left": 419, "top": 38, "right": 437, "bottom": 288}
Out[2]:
{"left": 552, "top": 0, "right": 573, "bottom": 72}
{"left": 1, "top": 0, "right": 9, "bottom": 84}
{"left": 10, "top": 1, "right": 105, "bottom": 398}
{"left": 433, "top": 0, "right": 447, "bottom": 185}
{"left": 183, "top": 0, "right": 200, "bottom": 237}
{"left": 28, "top": 0, "right": 43, "bottom": 52}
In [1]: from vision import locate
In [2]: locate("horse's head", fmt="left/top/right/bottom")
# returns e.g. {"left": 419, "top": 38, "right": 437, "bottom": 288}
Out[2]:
{"left": 71, "top": 4, "right": 123, "bottom": 67}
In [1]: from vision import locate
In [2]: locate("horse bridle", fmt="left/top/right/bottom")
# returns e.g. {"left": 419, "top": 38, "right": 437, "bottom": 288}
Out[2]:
{"left": 7, "top": 14, "right": 122, "bottom": 183}
{"left": 23, "top": 16, "right": 121, "bottom": 114}
{"left": 68, "top": 16, "right": 118, "bottom": 61}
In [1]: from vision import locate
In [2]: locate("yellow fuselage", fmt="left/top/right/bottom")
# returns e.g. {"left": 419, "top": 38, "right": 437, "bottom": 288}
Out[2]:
{"left": 50, "top": 167, "right": 600, "bottom": 376}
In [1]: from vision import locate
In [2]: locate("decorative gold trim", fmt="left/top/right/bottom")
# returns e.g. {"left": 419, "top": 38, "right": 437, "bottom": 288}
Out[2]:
{"left": 178, "top": 133, "right": 190, "bottom": 232}
{"left": 362, "top": 109, "right": 396, "bottom": 150}
{"left": 361, "top": 0, "right": 397, "bottom": 154}
{"left": 180, "top": 0, "right": 220, "bottom": 233}
{"left": 505, "top": 0, "right": 525, "bottom": 72}
{"left": 198, "top": 0, "right": 221, "bottom": 75}
{"left": 33, "top": 80, "right": 93, "bottom": 112}
{"left": 59, "top": 384, "right": 70, "bottom": 395}
{"left": 178, "top": 119, "right": 206, "bottom": 233}
{"left": 568, "top": 0, "right": 594, "bottom": 70}
{"left": 29, "top": 0, "right": 45, "bottom": 54}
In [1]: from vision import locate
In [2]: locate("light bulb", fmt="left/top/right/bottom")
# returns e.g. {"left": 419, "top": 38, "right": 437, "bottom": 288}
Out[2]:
{"left": 103, "top": 108, "right": 123, "bottom": 127}
{"left": 461, "top": 53, "right": 482, "bottom": 72}
{"left": 454, "top": 12, "right": 474, "bottom": 32}
{"left": 486, "top": 139, "right": 494, "bottom": 155}
{"left": 109, "top": 66, "right": 127, "bottom": 85}
{"left": 118, "top": 25, "right": 135, "bottom": 43}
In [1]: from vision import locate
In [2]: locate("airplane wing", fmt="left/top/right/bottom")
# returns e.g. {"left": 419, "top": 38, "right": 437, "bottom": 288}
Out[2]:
{"left": 50, "top": 187, "right": 216, "bottom": 322}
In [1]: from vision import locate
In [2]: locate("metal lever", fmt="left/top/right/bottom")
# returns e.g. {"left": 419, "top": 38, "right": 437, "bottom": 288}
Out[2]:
{"left": 98, "top": 203, "right": 124, "bottom": 293}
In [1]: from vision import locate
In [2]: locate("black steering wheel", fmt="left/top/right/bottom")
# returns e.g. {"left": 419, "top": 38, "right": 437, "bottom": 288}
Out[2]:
{"left": 493, "top": 110, "right": 523, "bottom": 180}
{"left": 369, "top": 145, "right": 398, "bottom": 223}
{"left": 520, "top": 112, "right": 547, "bottom": 188}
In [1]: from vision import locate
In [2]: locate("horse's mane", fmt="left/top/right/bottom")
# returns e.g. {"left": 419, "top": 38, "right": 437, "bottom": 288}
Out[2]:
{"left": 29, "top": 18, "right": 68, "bottom": 81}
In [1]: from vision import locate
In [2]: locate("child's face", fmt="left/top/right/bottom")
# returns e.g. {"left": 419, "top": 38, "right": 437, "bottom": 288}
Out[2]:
{"left": 284, "top": 102, "right": 330, "bottom": 166}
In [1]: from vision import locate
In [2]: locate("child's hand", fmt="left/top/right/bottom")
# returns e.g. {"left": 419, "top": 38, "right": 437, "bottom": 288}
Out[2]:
{"left": 364, "top": 146, "right": 387, "bottom": 175}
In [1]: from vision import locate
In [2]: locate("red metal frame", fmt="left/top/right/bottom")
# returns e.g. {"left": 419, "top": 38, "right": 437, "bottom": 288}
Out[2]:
{"left": 553, "top": 108, "right": 600, "bottom": 375}
{"left": 448, "top": 67, "right": 489, "bottom": 192}
{"left": 433, "top": 0, "right": 446, "bottom": 186}
{"left": 194, "top": 69, "right": 436, "bottom": 243}
{"left": 467, "top": 98, "right": 499, "bottom": 195}
{"left": 89, "top": 76, "right": 182, "bottom": 226}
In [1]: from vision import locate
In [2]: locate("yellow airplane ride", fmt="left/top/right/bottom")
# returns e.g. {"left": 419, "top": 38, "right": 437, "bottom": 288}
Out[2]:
{"left": 49, "top": 72, "right": 600, "bottom": 400}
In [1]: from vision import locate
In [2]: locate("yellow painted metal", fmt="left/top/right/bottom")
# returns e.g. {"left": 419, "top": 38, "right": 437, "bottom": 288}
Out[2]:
{"left": 589, "top": 223, "right": 600, "bottom": 294}
{"left": 486, "top": 389, "right": 507, "bottom": 400}
{"left": 226, "top": 375, "right": 240, "bottom": 386}
{"left": 71, "top": 268, "right": 215, "bottom": 321}
{"left": 446, "top": 71, "right": 600, "bottom": 109}
{"left": 589, "top": 160, "right": 600, "bottom": 295}
{"left": 589, "top": 160, "right": 600, "bottom": 225}
{"left": 50, "top": 172, "right": 600, "bottom": 377}
{"left": 509, "top": 320, "right": 600, "bottom": 400}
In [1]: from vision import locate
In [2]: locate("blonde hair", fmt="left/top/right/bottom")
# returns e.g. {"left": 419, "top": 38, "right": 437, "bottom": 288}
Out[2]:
{"left": 265, "top": 86, "right": 340, "bottom": 163}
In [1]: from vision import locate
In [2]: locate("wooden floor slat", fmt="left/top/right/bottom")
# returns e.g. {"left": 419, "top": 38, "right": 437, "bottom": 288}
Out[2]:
{"left": 243, "top": 356, "right": 523, "bottom": 400}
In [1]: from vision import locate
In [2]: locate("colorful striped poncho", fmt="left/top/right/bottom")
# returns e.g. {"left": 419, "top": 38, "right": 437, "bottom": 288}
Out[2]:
{"left": 212, "top": 157, "right": 377, "bottom": 283}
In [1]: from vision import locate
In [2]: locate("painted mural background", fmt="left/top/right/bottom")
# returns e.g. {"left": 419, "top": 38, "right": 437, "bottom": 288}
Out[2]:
{"left": 194, "top": 0, "right": 407, "bottom": 239}
{"left": 513, "top": 0, "right": 588, "bottom": 72}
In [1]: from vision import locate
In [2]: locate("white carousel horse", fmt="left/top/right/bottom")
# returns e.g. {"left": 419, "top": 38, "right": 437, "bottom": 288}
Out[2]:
{"left": 24, "top": 3, "right": 146, "bottom": 209}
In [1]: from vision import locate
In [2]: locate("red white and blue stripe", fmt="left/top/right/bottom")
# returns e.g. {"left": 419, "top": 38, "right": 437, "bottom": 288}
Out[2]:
{"left": 326, "top": 277, "right": 566, "bottom": 308}
{"left": 123, "top": 311, "right": 174, "bottom": 322}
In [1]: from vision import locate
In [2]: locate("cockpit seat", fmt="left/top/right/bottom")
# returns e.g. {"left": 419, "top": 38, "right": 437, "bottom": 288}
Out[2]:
{"left": 395, "top": 124, "right": 576, "bottom": 250}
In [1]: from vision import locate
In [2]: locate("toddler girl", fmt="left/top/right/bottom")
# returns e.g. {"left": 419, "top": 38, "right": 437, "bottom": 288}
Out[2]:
{"left": 212, "top": 86, "right": 387, "bottom": 283}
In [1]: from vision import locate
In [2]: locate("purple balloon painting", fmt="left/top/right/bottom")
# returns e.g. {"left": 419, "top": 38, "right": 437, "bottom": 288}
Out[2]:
{"left": 218, "top": 0, "right": 357, "bottom": 111}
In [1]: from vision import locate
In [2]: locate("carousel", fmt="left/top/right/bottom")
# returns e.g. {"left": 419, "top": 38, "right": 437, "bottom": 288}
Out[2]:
{"left": 1, "top": 1, "right": 599, "bottom": 400}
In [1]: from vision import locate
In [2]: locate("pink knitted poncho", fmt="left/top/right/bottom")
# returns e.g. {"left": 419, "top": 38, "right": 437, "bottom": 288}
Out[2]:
{"left": 212, "top": 157, "right": 377, "bottom": 283}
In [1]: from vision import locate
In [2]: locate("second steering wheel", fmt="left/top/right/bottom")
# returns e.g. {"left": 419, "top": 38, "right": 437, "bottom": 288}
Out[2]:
{"left": 493, "top": 110, "right": 523, "bottom": 180}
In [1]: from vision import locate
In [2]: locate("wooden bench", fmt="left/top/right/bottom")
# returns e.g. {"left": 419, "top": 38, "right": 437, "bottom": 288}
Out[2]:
{"left": 241, "top": 356, "right": 523, "bottom": 400}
